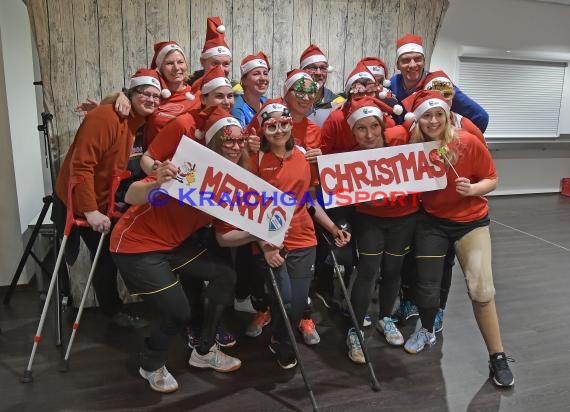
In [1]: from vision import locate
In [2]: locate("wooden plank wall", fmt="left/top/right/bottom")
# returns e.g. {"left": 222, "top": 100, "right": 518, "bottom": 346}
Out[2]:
{"left": 25, "top": 0, "right": 448, "bottom": 160}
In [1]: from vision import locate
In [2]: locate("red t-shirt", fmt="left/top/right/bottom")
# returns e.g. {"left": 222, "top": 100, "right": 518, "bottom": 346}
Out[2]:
{"left": 354, "top": 139, "right": 419, "bottom": 218}
{"left": 321, "top": 107, "right": 402, "bottom": 154}
{"left": 146, "top": 109, "right": 204, "bottom": 161}
{"left": 251, "top": 147, "right": 317, "bottom": 250}
{"left": 452, "top": 113, "right": 486, "bottom": 147}
{"left": 420, "top": 131, "right": 497, "bottom": 222}
{"left": 110, "top": 176, "right": 212, "bottom": 253}
{"left": 292, "top": 118, "right": 321, "bottom": 186}
{"left": 143, "top": 85, "right": 200, "bottom": 147}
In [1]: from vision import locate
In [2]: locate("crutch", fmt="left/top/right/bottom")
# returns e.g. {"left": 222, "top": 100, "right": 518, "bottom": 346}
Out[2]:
{"left": 267, "top": 263, "right": 319, "bottom": 412}
{"left": 320, "top": 230, "right": 381, "bottom": 392}
{"left": 60, "top": 170, "right": 131, "bottom": 372}
{"left": 21, "top": 176, "right": 90, "bottom": 383}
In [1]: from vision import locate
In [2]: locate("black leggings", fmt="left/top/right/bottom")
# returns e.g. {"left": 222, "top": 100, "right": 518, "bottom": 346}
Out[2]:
{"left": 257, "top": 247, "right": 316, "bottom": 343}
{"left": 351, "top": 212, "right": 417, "bottom": 326}
{"left": 414, "top": 213, "right": 490, "bottom": 331}
{"left": 112, "top": 240, "right": 236, "bottom": 371}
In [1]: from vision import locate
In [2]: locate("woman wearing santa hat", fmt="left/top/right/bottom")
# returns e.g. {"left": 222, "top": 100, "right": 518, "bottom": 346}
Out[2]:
{"left": 239, "top": 101, "right": 349, "bottom": 369}
{"left": 410, "top": 70, "right": 487, "bottom": 334}
{"left": 141, "top": 65, "right": 239, "bottom": 175}
{"left": 337, "top": 96, "right": 415, "bottom": 363}
{"left": 110, "top": 106, "right": 248, "bottom": 393}
{"left": 321, "top": 62, "right": 404, "bottom": 156}
{"left": 232, "top": 52, "right": 270, "bottom": 127}
{"left": 244, "top": 85, "right": 323, "bottom": 346}
{"left": 75, "top": 41, "right": 197, "bottom": 148}
{"left": 53, "top": 69, "right": 162, "bottom": 329}
{"left": 403, "top": 90, "right": 514, "bottom": 388}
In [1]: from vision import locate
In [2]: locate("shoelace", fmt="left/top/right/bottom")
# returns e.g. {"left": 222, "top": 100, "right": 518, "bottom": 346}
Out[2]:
{"left": 492, "top": 354, "right": 515, "bottom": 369}
{"left": 384, "top": 319, "right": 398, "bottom": 333}
{"left": 349, "top": 330, "right": 362, "bottom": 349}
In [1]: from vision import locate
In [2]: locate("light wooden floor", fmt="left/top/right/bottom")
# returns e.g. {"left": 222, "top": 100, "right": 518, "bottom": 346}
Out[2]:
{"left": 1, "top": 194, "right": 570, "bottom": 412}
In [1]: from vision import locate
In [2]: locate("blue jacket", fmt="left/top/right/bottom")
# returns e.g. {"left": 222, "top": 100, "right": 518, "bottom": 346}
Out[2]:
{"left": 390, "top": 72, "right": 489, "bottom": 132}
{"left": 232, "top": 95, "right": 267, "bottom": 127}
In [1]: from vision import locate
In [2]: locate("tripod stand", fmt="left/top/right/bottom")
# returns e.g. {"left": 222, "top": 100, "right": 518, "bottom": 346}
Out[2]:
{"left": 3, "top": 111, "right": 67, "bottom": 346}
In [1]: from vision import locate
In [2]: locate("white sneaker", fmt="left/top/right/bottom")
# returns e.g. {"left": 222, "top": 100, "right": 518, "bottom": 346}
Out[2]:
{"left": 377, "top": 317, "right": 404, "bottom": 346}
{"left": 234, "top": 296, "right": 256, "bottom": 314}
{"left": 189, "top": 344, "right": 241, "bottom": 372}
{"left": 139, "top": 366, "right": 179, "bottom": 393}
{"left": 346, "top": 328, "right": 366, "bottom": 364}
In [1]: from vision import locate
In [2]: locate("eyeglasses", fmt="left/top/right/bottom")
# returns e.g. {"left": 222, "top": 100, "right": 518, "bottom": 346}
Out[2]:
{"left": 305, "top": 65, "right": 329, "bottom": 74}
{"left": 292, "top": 80, "right": 318, "bottom": 99}
{"left": 135, "top": 90, "right": 161, "bottom": 102}
{"left": 350, "top": 83, "right": 380, "bottom": 97}
{"left": 221, "top": 137, "right": 247, "bottom": 148}
{"left": 262, "top": 117, "right": 293, "bottom": 135}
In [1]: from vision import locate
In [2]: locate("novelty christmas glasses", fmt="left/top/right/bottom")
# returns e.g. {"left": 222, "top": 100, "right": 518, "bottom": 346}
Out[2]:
{"left": 262, "top": 117, "right": 293, "bottom": 135}
{"left": 292, "top": 80, "right": 318, "bottom": 99}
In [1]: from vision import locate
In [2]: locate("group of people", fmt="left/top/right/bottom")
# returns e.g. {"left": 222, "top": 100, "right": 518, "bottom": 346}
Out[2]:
{"left": 55, "top": 16, "right": 515, "bottom": 395}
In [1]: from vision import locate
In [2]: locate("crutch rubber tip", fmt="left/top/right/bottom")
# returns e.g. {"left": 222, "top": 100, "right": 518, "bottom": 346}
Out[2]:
{"left": 371, "top": 380, "right": 381, "bottom": 392}
{"left": 59, "top": 359, "right": 70, "bottom": 373}
{"left": 21, "top": 370, "right": 33, "bottom": 383}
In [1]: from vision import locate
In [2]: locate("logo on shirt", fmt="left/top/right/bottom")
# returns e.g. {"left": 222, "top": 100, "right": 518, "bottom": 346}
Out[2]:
{"left": 175, "top": 161, "right": 197, "bottom": 185}
{"left": 267, "top": 206, "right": 287, "bottom": 232}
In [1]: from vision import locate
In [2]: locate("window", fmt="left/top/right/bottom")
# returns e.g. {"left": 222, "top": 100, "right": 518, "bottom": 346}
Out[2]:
{"left": 458, "top": 57, "right": 567, "bottom": 138}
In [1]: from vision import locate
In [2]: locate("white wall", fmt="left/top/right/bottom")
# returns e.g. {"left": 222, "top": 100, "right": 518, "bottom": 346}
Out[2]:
{"left": 0, "top": 0, "right": 46, "bottom": 286}
{"left": 431, "top": 0, "right": 570, "bottom": 195}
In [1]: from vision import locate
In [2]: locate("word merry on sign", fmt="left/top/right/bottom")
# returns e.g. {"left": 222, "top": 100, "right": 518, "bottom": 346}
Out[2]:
{"left": 162, "top": 136, "right": 295, "bottom": 244}
{"left": 317, "top": 141, "right": 448, "bottom": 208}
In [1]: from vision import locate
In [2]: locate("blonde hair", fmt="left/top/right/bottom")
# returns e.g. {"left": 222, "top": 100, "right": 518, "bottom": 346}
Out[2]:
{"left": 207, "top": 127, "right": 250, "bottom": 170}
{"left": 410, "top": 112, "right": 460, "bottom": 164}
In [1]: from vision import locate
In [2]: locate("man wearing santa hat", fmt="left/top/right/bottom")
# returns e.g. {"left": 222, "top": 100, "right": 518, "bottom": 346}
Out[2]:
{"left": 299, "top": 44, "right": 345, "bottom": 127}
{"left": 389, "top": 34, "right": 489, "bottom": 133}
{"left": 188, "top": 16, "right": 233, "bottom": 92}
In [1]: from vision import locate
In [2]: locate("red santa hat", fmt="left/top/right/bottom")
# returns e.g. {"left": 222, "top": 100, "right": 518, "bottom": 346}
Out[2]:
{"left": 346, "top": 96, "right": 402, "bottom": 129}
{"left": 359, "top": 56, "right": 391, "bottom": 88}
{"left": 396, "top": 34, "right": 424, "bottom": 60}
{"left": 201, "top": 16, "right": 231, "bottom": 59}
{"left": 402, "top": 90, "right": 450, "bottom": 122}
{"left": 417, "top": 70, "right": 454, "bottom": 91}
{"left": 282, "top": 69, "right": 314, "bottom": 96}
{"left": 200, "top": 65, "right": 232, "bottom": 95}
{"left": 299, "top": 44, "right": 334, "bottom": 72}
{"left": 240, "top": 51, "right": 271, "bottom": 76}
{"left": 200, "top": 105, "right": 242, "bottom": 144}
{"left": 128, "top": 68, "right": 161, "bottom": 91}
{"left": 344, "top": 62, "right": 375, "bottom": 95}
{"left": 150, "top": 41, "right": 186, "bottom": 71}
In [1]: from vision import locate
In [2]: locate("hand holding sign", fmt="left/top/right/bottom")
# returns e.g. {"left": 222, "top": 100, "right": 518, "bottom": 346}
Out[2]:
{"left": 305, "top": 147, "right": 322, "bottom": 164}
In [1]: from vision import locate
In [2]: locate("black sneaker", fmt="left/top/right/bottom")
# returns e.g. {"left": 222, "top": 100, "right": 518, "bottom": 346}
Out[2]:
{"left": 489, "top": 352, "right": 515, "bottom": 388}
{"left": 269, "top": 338, "right": 297, "bottom": 369}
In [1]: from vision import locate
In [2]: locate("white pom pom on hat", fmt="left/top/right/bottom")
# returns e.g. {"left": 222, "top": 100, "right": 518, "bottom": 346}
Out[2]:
{"left": 327, "top": 65, "right": 334, "bottom": 73}
{"left": 378, "top": 89, "right": 388, "bottom": 99}
{"left": 393, "top": 104, "right": 403, "bottom": 116}
{"left": 185, "top": 92, "right": 195, "bottom": 101}
{"left": 161, "top": 88, "right": 172, "bottom": 98}
{"left": 404, "top": 112, "right": 415, "bottom": 122}
{"left": 217, "top": 25, "right": 225, "bottom": 33}
{"left": 383, "top": 79, "right": 391, "bottom": 88}
{"left": 195, "top": 129, "right": 204, "bottom": 139}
